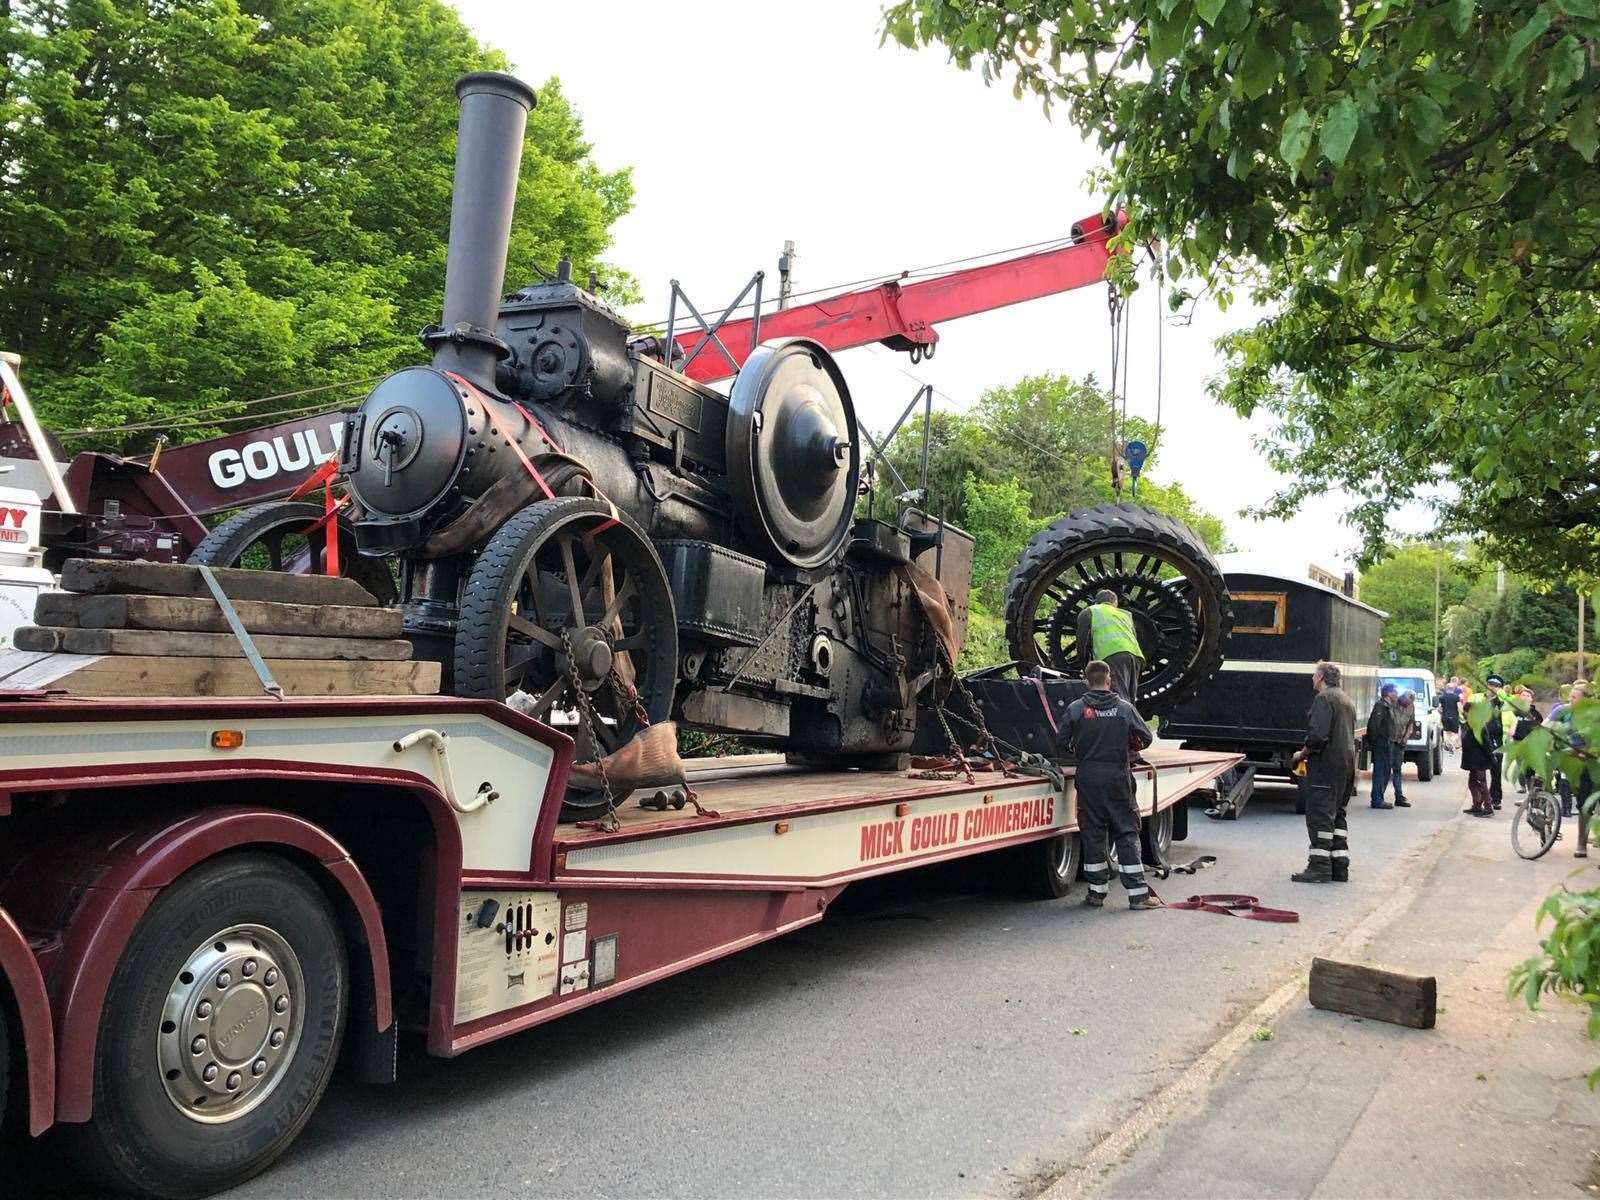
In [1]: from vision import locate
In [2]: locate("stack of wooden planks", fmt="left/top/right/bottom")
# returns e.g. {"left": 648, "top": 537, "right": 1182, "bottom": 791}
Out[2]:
{"left": 0, "top": 558, "right": 440, "bottom": 697}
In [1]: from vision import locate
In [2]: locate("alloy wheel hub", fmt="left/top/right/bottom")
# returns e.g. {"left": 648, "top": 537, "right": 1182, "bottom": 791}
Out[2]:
{"left": 157, "top": 923, "right": 304, "bottom": 1123}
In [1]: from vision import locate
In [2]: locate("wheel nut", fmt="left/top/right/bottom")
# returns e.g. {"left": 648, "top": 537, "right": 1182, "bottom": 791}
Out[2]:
{"left": 270, "top": 1029, "right": 286, "bottom": 1048}
{"left": 191, "top": 1035, "right": 207, "bottom": 1054}
{"left": 196, "top": 1000, "right": 212, "bottom": 1019}
{"left": 216, "top": 970, "right": 232, "bottom": 989}
{"left": 203, "top": 1064, "right": 218, "bottom": 1083}
{"left": 226, "top": 1072, "right": 241, "bottom": 1091}
{"left": 274, "top": 995, "right": 289, "bottom": 1014}
{"left": 252, "top": 1059, "right": 267, "bottom": 1077}
{"left": 242, "top": 959, "right": 257, "bottom": 977}
{"left": 264, "top": 968, "right": 279, "bottom": 986}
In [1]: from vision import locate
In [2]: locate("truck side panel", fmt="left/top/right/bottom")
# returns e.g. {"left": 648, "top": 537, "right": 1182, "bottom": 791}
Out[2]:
{"left": 0, "top": 805, "right": 395, "bottom": 1124}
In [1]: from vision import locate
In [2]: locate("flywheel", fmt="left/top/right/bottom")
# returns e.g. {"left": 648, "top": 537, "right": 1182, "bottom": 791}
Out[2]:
{"left": 725, "top": 338, "right": 860, "bottom": 569}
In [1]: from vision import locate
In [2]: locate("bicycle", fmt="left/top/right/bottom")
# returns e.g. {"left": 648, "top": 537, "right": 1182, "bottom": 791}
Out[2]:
{"left": 1511, "top": 776, "right": 1562, "bottom": 859}
{"left": 1513, "top": 775, "right": 1598, "bottom": 860}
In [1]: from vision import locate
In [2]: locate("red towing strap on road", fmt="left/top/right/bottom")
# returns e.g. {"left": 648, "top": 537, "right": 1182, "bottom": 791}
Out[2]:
{"left": 1167, "top": 894, "right": 1300, "bottom": 923}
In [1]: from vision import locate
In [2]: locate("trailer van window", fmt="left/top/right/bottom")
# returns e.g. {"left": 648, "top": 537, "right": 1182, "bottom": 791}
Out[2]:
{"left": 1231, "top": 592, "right": 1288, "bottom": 635}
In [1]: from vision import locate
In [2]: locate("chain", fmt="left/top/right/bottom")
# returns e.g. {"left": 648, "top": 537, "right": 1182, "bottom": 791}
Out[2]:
{"left": 562, "top": 630, "right": 621, "bottom": 833}
{"left": 604, "top": 657, "right": 713, "bottom": 817}
{"left": 934, "top": 636, "right": 1015, "bottom": 778}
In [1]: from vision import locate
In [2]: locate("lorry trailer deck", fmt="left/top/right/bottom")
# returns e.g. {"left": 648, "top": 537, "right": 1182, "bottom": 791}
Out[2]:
{"left": 0, "top": 691, "right": 1236, "bottom": 1197}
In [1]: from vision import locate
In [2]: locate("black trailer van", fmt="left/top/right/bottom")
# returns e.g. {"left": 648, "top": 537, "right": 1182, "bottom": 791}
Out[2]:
{"left": 1162, "top": 565, "right": 1385, "bottom": 788}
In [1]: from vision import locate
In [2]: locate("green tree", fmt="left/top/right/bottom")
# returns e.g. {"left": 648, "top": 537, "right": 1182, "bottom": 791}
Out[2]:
{"left": 961, "top": 473, "right": 1045, "bottom": 613}
{"left": 866, "top": 371, "right": 1225, "bottom": 550}
{"left": 1358, "top": 542, "right": 1473, "bottom": 668}
{"left": 883, "top": 0, "right": 1600, "bottom": 576}
{"left": 0, "top": 0, "right": 634, "bottom": 449}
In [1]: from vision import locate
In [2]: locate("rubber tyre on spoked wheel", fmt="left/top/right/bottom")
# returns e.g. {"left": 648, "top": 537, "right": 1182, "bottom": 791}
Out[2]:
{"left": 1002, "top": 503, "right": 1231, "bottom": 716}
{"left": 60, "top": 853, "right": 347, "bottom": 1200}
{"left": 454, "top": 497, "right": 678, "bottom": 821}
{"left": 190, "top": 501, "right": 399, "bottom": 606}
{"left": 1512, "top": 787, "right": 1562, "bottom": 860}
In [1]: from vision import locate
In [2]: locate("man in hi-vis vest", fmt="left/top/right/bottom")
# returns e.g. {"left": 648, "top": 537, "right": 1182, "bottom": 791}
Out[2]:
{"left": 1075, "top": 589, "right": 1143, "bottom": 706}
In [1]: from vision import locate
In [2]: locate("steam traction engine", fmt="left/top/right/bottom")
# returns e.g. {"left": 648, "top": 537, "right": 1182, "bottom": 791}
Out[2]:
{"left": 195, "top": 72, "right": 1231, "bottom": 819}
{"left": 314, "top": 74, "right": 965, "bottom": 816}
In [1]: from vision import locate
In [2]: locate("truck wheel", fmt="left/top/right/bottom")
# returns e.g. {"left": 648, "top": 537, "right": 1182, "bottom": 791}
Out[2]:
{"left": 1433, "top": 742, "right": 1444, "bottom": 775}
{"left": 66, "top": 853, "right": 347, "bottom": 1200}
{"left": 1015, "top": 833, "right": 1081, "bottom": 899}
{"left": 1416, "top": 748, "right": 1434, "bottom": 782}
{"left": 1002, "top": 503, "right": 1232, "bottom": 717}
{"left": 1140, "top": 805, "right": 1174, "bottom": 868}
{"left": 191, "top": 501, "right": 399, "bottom": 606}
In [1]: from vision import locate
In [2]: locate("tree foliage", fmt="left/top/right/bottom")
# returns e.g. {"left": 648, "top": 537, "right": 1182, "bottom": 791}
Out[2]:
{"left": 866, "top": 371, "right": 1226, "bottom": 550}
{"left": 1357, "top": 541, "right": 1474, "bottom": 667}
{"left": 883, "top": 0, "right": 1600, "bottom": 575}
{"left": 0, "top": 0, "right": 634, "bottom": 449}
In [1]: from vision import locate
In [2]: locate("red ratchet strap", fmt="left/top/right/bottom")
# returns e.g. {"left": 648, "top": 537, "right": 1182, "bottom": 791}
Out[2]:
{"left": 1168, "top": 894, "right": 1299, "bottom": 923}
{"left": 1027, "top": 675, "right": 1059, "bottom": 734}
{"left": 286, "top": 454, "right": 345, "bottom": 575}
{"left": 445, "top": 371, "right": 557, "bottom": 502}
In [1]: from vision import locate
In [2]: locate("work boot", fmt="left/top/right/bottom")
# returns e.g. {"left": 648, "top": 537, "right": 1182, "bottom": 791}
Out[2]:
{"left": 1291, "top": 857, "right": 1333, "bottom": 883}
{"left": 1371, "top": 801, "right": 1394, "bottom": 810}
{"left": 1331, "top": 860, "right": 1349, "bottom": 882}
{"left": 1395, "top": 798, "right": 1411, "bottom": 808}
{"left": 1083, "top": 891, "right": 1105, "bottom": 908}
{"left": 1128, "top": 893, "right": 1165, "bottom": 910}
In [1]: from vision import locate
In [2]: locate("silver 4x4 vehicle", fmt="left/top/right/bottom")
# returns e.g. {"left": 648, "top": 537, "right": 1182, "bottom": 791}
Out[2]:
{"left": 1358, "top": 668, "right": 1444, "bottom": 781}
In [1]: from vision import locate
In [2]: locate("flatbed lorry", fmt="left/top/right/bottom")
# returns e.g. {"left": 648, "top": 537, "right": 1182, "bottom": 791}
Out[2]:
{"left": 0, "top": 690, "right": 1235, "bottom": 1197}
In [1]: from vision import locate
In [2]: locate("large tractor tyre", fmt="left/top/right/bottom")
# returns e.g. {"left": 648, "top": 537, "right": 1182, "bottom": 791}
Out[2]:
{"left": 454, "top": 497, "right": 678, "bottom": 821}
{"left": 1013, "top": 832, "right": 1082, "bottom": 900}
{"left": 63, "top": 853, "right": 347, "bottom": 1200}
{"left": 1003, "top": 503, "right": 1231, "bottom": 717}
{"left": 191, "top": 501, "right": 399, "bottom": 607}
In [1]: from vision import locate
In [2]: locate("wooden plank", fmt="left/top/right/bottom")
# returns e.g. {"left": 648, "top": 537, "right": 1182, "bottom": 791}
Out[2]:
{"left": 59, "top": 558, "right": 377, "bottom": 607}
{"left": 11, "top": 626, "right": 64, "bottom": 653}
{"left": 0, "top": 648, "right": 75, "bottom": 684}
{"left": 72, "top": 594, "right": 403, "bottom": 639}
{"left": 1309, "top": 956, "right": 1436, "bottom": 1029}
{"left": 9, "top": 653, "right": 440, "bottom": 697}
{"left": 32, "top": 593, "right": 81, "bottom": 628}
{"left": 60, "top": 628, "right": 413, "bottom": 661}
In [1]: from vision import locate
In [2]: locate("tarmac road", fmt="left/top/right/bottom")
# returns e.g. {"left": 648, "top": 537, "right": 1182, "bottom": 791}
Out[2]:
{"left": 14, "top": 756, "right": 1574, "bottom": 1198}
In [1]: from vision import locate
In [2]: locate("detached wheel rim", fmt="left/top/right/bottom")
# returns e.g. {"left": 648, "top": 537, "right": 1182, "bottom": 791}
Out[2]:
{"left": 157, "top": 923, "right": 305, "bottom": 1124}
{"left": 1024, "top": 549, "right": 1199, "bottom": 703}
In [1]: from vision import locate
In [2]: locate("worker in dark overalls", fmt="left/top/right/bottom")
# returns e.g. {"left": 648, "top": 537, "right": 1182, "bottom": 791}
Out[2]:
{"left": 1060, "top": 659, "right": 1163, "bottom": 910}
{"left": 1076, "top": 589, "right": 1144, "bottom": 706}
{"left": 1290, "top": 661, "right": 1358, "bottom": 883}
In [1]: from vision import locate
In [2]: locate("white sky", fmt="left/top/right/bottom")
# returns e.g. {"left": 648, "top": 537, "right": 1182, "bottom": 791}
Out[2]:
{"left": 455, "top": 0, "right": 1429, "bottom": 569}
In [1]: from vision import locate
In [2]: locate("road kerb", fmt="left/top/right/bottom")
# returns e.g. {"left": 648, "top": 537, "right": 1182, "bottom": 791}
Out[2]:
{"left": 1031, "top": 814, "right": 1465, "bottom": 1200}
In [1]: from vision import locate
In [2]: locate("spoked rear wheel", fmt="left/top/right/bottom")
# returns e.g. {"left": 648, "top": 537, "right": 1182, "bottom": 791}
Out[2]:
{"left": 454, "top": 497, "right": 678, "bottom": 821}
{"left": 190, "top": 501, "right": 400, "bottom": 606}
{"left": 1512, "top": 787, "right": 1562, "bottom": 860}
{"left": 1003, "top": 504, "right": 1231, "bottom": 716}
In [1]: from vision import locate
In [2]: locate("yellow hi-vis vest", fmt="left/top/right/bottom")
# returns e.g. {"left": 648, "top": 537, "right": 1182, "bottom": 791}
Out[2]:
{"left": 1088, "top": 603, "right": 1141, "bottom": 660}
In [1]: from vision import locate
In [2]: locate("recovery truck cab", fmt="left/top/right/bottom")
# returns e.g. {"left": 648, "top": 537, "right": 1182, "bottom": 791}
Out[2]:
{"left": 0, "top": 687, "right": 1236, "bottom": 1197}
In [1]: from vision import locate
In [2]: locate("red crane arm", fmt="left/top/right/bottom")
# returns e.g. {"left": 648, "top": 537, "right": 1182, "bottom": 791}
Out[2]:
{"left": 676, "top": 210, "right": 1125, "bottom": 383}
